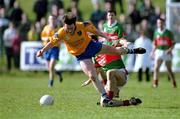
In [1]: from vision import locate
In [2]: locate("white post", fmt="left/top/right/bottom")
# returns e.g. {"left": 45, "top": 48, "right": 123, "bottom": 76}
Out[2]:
{"left": 166, "top": 0, "right": 171, "bottom": 29}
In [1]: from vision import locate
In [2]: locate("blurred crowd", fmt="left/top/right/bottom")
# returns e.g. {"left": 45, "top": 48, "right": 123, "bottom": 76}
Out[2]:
{"left": 0, "top": 0, "right": 179, "bottom": 71}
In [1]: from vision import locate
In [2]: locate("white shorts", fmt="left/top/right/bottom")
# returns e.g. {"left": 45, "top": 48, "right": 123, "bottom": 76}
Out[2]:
{"left": 155, "top": 49, "right": 172, "bottom": 61}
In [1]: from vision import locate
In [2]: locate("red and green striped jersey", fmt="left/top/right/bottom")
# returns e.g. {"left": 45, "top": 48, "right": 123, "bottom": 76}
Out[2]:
{"left": 103, "top": 21, "right": 126, "bottom": 46}
{"left": 153, "top": 29, "right": 174, "bottom": 50}
{"left": 96, "top": 21, "right": 125, "bottom": 71}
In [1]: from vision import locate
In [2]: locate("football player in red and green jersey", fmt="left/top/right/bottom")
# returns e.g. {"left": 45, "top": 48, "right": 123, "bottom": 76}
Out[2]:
{"left": 151, "top": 18, "right": 177, "bottom": 88}
{"left": 82, "top": 10, "right": 142, "bottom": 107}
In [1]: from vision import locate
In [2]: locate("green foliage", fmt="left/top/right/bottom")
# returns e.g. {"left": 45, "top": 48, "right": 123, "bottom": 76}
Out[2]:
{"left": 0, "top": 71, "right": 179, "bottom": 119}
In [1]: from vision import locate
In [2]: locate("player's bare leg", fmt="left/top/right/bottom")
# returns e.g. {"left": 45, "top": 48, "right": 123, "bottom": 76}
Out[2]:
{"left": 113, "top": 69, "right": 127, "bottom": 98}
{"left": 80, "top": 59, "right": 111, "bottom": 104}
{"left": 165, "top": 61, "right": 177, "bottom": 88}
{"left": 105, "top": 70, "right": 117, "bottom": 100}
{"left": 105, "top": 69, "right": 127, "bottom": 99}
{"left": 81, "top": 68, "right": 107, "bottom": 87}
{"left": 48, "top": 59, "right": 56, "bottom": 87}
{"left": 97, "top": 45, "right": 146, "bottom": 56}
{"left": 80, "top": 59, "right": 106, "bottom": 93}
{"left": 153, "top": 59, "right": 163, "bottom": 88}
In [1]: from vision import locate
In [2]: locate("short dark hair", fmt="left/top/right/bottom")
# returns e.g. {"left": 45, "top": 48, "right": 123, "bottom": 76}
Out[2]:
{"left": 62, "top": 13, "right": 76, "bottom": 25}
{"left": 107, "top": 10, "right": 116, "bottom": 16}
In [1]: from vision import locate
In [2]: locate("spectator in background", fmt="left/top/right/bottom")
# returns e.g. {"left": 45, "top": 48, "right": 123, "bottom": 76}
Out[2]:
{"left": 33, "top": 0, "right": 48, "bottom": 21}
{"left": 3, "top": 22, "right": 17, "bottom": 71}
{"left": 50, "top": 0, "right": 64, "bottom": 10}
{"left": 95, "top": 0, "right": 114, "bottom": 26}
{"left": 34, "top": 21, "right": 42, "bottom": 40}
{"left": 41, "top": 15, "right": 63, "bottom": 87}
{"left": 90, "top": 0, "right": 106, "bottom": 28}
{"left": 140, "top": 18, "right": 153, "bottom": 40}
{"left": 104, "top": 0, "right": 124, "bottom": 13}
{"left": 0, "top": 6, "right": 9, "bottom": 56}
{"left": 127, "top": 2, "right": 141, "bottom": 28}
{"left": 71, "top": 0, "right": 79, "bottom": 8}
{"left": 134, "top": 19, "right": 152, "bottom": 82}
{"left": 40, "top": 17, "right": 46, "bottom": 28}
{"left": 125, "top": 22, "right": 139, "bottom": 42}
{"left": 51, "top": 4, "right": 59, "bottom": 17}
{"left": 104, "top": 0, "right": 113, "bottom": 12}
{"left": 119, "top": 14, "right": 127, "bottom": 30}
{"left": 149, "top": 6, "right": 161, "bottom": 27}
{"left": 71, "top": 6, "right": 83, "bottom": 21}
{"left": 50, "top": 2, "right": 65, "bottom": 27}
{"left": 19, "top": 13, "right": 31, "bottom": 41}
{"left": 151, "top": 18, "right": 177, "bottom": 88}
{"left": 12, "top": 30, "right": 21, "bottom": 69}
{"left": 139, "top": 0, "right": 155, "bottom": 23}
{"left": 67, "top": 0, "right": 83, "bottom": 21}
{"left": 0, "top": 6, "right": 9, "bottom": 27}
{"left": 57, "top": 8, "right": 65, "bottom": 27}
{"left": 8, "top": 1, "right": 23, "bottom": 26}
{"left": 104, "top": 0, "right": 115, "bottom": 10}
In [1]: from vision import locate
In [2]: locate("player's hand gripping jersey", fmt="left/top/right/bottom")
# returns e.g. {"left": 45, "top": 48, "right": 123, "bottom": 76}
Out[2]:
{"left": 50, "top": 22, "right": 98, "bottom": 56}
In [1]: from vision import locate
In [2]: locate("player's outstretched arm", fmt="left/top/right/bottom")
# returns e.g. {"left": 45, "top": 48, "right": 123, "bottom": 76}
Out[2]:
{"left": 36, "top": 42, "right": 53, "bottom": 57}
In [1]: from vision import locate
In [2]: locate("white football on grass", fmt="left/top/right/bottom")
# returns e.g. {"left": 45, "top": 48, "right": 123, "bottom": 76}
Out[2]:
{"left": 40, "top": 95, "right": 54, "bottom": 106}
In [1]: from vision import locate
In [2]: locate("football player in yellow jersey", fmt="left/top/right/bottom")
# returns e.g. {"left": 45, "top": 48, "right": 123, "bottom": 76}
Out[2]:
{"left": 37, "top": 13, "right": 146, "bottom": 106}
{"left": 41, "top": 15, "right": 63, "bottom": 87}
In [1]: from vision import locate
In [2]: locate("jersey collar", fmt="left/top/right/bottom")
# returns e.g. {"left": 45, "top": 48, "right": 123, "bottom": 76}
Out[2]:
{"left": 107, "top": 20, "right": 117, "bottom": 27}
{"left": 157, "top": 28, "right": 166, "bottom": 34}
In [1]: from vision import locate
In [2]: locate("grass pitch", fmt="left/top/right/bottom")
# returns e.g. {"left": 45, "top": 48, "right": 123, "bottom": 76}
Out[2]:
{"left": 0, "top": 71, "right": 179, "bottom": 119}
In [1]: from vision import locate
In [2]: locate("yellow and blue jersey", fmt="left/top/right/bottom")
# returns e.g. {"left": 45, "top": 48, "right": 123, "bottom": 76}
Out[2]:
{"left": 50, "top": 22, "right": 98, "bottom": 56}
{"left": 41, "top": 25, "right": 60, "bottom": 47}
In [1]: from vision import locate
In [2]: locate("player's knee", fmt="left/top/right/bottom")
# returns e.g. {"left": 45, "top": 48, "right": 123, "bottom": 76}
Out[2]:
{"left": 106, "top": 70, "right": 115, "bottom": 78}
{"left": 48, "top": 66, "right": 54, "bottom": 72}
{"left": 89, "top": 75, "right": 96, "bottom": 82}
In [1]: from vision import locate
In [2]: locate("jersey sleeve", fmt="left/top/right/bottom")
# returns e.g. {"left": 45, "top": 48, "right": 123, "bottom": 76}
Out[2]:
{"left": 83, "top": 21, "right": 98, "bottom": 34}
{"left": 169, "top": 31, "right": 175, "bottom": 44}
{"left": 41, "top": 26, "right": 50, "bottom": 45}
{"left": 117, "top": 24, "right": 124, "bottom": 38}
{"left": 41, "top": 27, "right": 48, "bottom": 40}
{"left": 118, "top": 24, "right": 127, "bottom": 39}
{"left": 153, "top": 31, "right": 157, "bottom": 46}
{"left": 50, "top": 28, "right": 63, "bottom": 46}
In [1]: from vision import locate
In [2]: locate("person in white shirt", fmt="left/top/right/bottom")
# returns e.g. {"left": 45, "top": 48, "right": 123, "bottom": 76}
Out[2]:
{"left": 3, "top": 22, "right": 17, "bottom": 71}
{"left": 134, "top": 21, "right": 152, "bottom": 82}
